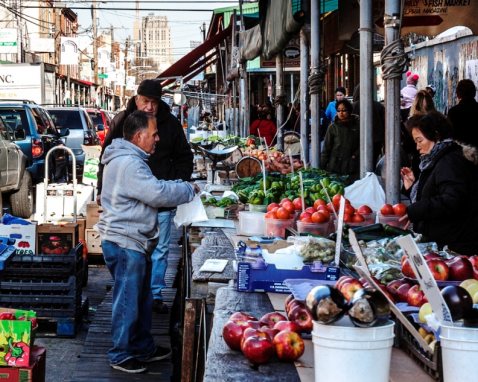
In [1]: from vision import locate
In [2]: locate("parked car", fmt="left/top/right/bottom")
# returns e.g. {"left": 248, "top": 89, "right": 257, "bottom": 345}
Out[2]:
{"left": 0, "top": 117, "right": 33, "bottom": 218}
{"left": 46, "top": 107, "right": 100, "bottom": 175}
{"left": 86, "top": 108, "right": 111, "bottom": 145}
{"left": 0, "top": 101, "right": 67, "bottom": 184}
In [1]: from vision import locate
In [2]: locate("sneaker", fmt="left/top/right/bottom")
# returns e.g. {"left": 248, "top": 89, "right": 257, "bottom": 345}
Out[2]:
{"left": 141, "top": 346, "right": 172, "bottom": 363}
{"left": 152, "top": 300, "right": 169, "bottom": 314}
{"left": 110, "top": 358, "right": 147, "bottom": 374}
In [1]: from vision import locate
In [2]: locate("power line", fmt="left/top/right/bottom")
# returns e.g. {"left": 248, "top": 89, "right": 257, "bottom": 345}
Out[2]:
{"left": 21, "top": 6, "right": 217, "bottom": 11}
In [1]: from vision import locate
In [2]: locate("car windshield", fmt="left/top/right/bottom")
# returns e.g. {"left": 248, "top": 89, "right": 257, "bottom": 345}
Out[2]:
{"left": 87, "top": 112, "right": 103, "bottom": 126}
{"left": 48, "top": 109, "right": 83, "bottom": 129}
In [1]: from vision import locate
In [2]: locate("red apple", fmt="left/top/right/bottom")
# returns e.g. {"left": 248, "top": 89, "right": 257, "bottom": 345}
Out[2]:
{"left": 424, "top": 251, "right": 441, "bottom": 261}
{"left": 447, "top": 256, "right": 474, "bottom": 281}
{"left": 273, "top": 320, "right": 301, "bottom": 333}
{"left": 407, "top": 284, "right": 428, "bottom": 307}
{"left": 241, "top": 326, "right": 278, "bottom": 349}
{"left": 286, "top": 300, "right": 306, "bottom": 317}
{"left": 340, "top": 279, "right": 364, "bottom": 302}
{"left": 469, "top": 255, "right": 478, "bottom": 280}
{"left": 223, "top": 320, "right": 250, "bottom": 350}
{"left": 259, "top": 312, "right": 288, "bottom": 328}
{"left": 229, "top": 312, "right": 257, "bottom": 323}
{"left": 288, "top": 305, "right": 313, "bottom": 333}
{"left": 426, "top": 258, "right": 449, "bottom": 281}
{"left": 241, "top": 335, "right": 275, "bottom": 365}
{"left": 284, "top": 294, "right": 295, "bottom": 312}
{"left": 386, "top": 279, "right": 409, "bottom": 301}
{"left": 396, "top": 283, "right": 412, "bottom": 303}
{"left": 273, "top": 330, "right": 305, "bottom": 362}
{"left": 401, "top": 257, "right": 416, "bottom": 278}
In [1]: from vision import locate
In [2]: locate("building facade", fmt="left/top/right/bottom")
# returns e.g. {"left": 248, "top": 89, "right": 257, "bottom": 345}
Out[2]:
{"left": 139, "top": 14, "right": 173, "bottom": 74}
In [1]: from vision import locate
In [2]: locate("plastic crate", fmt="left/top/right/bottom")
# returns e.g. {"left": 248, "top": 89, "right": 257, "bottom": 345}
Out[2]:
{"left": 0, "top": 275, "right": 79, "bottom": 296}
{"left": 395, "top": 318, "right": 443, "bottom": 381}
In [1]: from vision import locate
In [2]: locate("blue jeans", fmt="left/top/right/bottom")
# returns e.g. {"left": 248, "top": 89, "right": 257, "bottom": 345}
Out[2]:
{"left": 150, "top": 210, "right": 175, "bottom": 300}
{"left": 102, "top": 240, "right": 156, "bottom": 365}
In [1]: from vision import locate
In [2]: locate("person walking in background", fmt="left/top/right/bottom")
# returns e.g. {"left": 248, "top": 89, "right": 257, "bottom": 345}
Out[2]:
{"left": 249, "top": 104, "right": 277, "bottom": 146}
{"left": 400, "top": 71, "right": 419, "bottom": 122}
{"left": 97, "top": 79, "right": 193, "bottom": 315}
{"left": 409, "top": 89, "right": 436, "bottom": 118}
{"left": 97, "top": 111, "right": 197, "bottom": 374}
{"left": 321, "top": 99, "right": 360, "bottom": 183}
{"left": 324, "top": 86, "right": 346, "bottom": 128}
{"left": 425, "top": 84, "right": 436, "bottom": 99}
{"left": 400, "top": 111, "right": 478, "bottom": 255}
{"left": 447, "top": 79, "right": 478, "bottom": 148}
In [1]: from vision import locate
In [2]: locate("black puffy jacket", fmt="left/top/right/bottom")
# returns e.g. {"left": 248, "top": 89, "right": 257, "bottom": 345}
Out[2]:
{"left": 407, "top": 143, "right": 478, "bottom": 255}
{"left": 97, "top": 98, "right": 193, "bottom": 211}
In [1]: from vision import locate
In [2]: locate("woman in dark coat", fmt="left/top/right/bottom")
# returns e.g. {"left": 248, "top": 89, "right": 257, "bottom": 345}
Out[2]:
{"left": 400, "top": 111, "right": 478, "bottom": 255}
{"left": 320, "top": 99, "right": 360, "bottom": 183}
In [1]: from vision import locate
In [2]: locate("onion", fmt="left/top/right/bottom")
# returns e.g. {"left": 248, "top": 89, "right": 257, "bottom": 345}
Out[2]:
{"left": 305, "top": 285, "right": 349, "bottom": 324}
{"left": 348, "top": 289, "right": 390, "bottom": 328}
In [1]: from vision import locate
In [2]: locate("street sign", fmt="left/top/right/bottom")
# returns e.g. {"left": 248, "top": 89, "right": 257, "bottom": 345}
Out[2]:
{"left": 98, "top": 73, "right": 108, "bottom": 79}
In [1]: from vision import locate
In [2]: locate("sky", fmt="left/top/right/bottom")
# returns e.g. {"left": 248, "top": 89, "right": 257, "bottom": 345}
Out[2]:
{"left": 67, "top": 1, "right": 238, "bottom": 60}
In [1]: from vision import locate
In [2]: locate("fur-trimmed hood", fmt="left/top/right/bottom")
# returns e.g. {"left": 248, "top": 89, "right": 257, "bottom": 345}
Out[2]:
{"left": 459, "top": 142, "right": 478, "bottom": 165}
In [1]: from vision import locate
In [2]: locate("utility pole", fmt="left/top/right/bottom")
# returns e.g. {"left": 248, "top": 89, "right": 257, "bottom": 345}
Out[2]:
{"left": 309, "top": 0, "right": 321, "bottom": 168}
{"left": 123, "top": 37, "right": 129, "bottom": 107}
{"left": 92, "top": 0, "right": 98, "bottom": 85}
{"left": 239, "top": 0, "right": 249, "bottom": 138}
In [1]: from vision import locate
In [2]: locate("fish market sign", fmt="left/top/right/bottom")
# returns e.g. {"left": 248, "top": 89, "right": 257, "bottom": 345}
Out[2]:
{"left": 0, "top": 29, "right": 18, "bottom": 54}
{"left": 375, "top": 0, "right": 478, "bottom": 36}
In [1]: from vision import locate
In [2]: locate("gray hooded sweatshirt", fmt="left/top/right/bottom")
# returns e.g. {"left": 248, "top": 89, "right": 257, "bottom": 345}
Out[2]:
{"left": 97, "top": 138, "right": 194, "bottom": 254}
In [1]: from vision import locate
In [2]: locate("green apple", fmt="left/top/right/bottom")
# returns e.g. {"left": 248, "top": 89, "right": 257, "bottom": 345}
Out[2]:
{"left": 418, "top": 302, "right": 434, "bottom": 323}
{"left": 465, "top": 283, "right": 478, "bottom": 304}
{"left": 460, "top": 279, "right": 478, "bottom": 290}
{"left": 473, "top": 290, "right": 478, "bottom": 305}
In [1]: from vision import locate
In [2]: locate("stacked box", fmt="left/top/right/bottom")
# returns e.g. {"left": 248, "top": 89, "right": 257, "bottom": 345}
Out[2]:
{"left": 0, "top": 245, "right": 85, "bottom": 337}
{"left": 0, "top": 346, "right": 46, "bottom": 382}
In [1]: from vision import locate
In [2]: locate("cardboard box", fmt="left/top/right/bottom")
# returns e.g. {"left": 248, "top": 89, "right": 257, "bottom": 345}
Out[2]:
{"left": 0, "top": 308, "right": 37, "bottom": 367}
{"left": 236, "top": 262, "right": 340, "bottom": 293}
{"left": 0, "top": 223, "right": 37, "bottom": 255}
{"left": 85, "top": 228, "right": 102, "bottom": 254}
{"left": 86, "top": 202, "right": 102, "bottom": 229}
{"left": 0, "top": 346, "right": 45, "bottom": 382}
{"left": 37, "top": 223, "right": 78, "bottom": 255}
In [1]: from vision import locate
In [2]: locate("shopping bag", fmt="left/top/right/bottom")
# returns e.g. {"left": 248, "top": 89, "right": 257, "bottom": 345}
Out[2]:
{"left": 173, "top": 194, "right": 208, "bottom": 228}
{"left": 344, "top": 172, "right": 385, "bottom": 212}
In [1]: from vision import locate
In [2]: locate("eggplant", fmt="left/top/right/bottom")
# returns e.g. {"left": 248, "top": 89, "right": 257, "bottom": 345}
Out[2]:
{"left": 441, "top": 285, "right": 473, "bottom": 321}
{"left": 305, "top": 285, "right": 349, "bottom": 324}
{"left": 464, "top": 307, "right": 478, "bottom": 328}
{"left": 348, "top": 289, "right": 390, "bottom": 328}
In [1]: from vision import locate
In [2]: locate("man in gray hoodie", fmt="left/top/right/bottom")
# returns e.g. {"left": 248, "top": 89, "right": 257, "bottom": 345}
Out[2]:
{"left": 97, "top": 110, "right": 196, "bottom": 374}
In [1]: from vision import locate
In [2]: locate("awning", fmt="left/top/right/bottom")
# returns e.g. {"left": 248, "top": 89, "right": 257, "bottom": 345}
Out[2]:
{"left": 158, "top": 25, "right": 231, "bottom": 87}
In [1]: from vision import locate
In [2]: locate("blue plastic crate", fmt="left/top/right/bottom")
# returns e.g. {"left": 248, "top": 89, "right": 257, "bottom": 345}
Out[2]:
{"left": 0, "top": 236, "right": 17, "bottom": 271}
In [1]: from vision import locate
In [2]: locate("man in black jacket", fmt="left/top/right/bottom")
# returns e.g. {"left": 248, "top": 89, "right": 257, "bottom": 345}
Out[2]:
{"left": 448, "top": 79, "right": 478, "bottom": 149}
{"left": 97, "top": 79, "right": 193, "bottom": 314}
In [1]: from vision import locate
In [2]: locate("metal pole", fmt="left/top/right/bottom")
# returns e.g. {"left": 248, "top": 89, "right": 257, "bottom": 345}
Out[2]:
{"left": 310, "top": 0, "right": 320, "bottom": 168}
{"left": 384, "top": 0, "right": 402, "bottom": 203}
{"left": 239, "top": 0, "right": 249, "bottom": 138}
{"left": 300, "top": 27, "right": 309, "bottom": 164}
{"left": 276, "top": 54, "right": 284, "bottom": 150}
{"left": 360, "top": 0, "right": 374, "bottom": 176}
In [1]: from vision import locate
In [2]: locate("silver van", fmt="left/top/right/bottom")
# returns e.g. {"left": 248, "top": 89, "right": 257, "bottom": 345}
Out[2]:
{"left": 46, "top": 107, "right": 100, "bottom": 173}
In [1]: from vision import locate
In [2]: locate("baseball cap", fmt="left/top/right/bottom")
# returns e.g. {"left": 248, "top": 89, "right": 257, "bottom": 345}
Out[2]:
{"left": 137, "top": 79, "right": 162, "bottom": 100}
{"left": 426, "top": 84, "right": 436, "bottom": 94}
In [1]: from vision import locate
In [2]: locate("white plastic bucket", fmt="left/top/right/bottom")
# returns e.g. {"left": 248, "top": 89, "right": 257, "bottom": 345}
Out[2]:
{"left": 441, "top": 323, "right": 478, "bottom": 382}
{"left": 312, "top": 317, "right": 395, "bottom": 382}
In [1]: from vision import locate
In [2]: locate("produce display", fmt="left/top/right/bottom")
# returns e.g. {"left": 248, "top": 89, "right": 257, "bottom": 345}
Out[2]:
{"left": 232, "top": 169, "right": 346, "bottom": 207}
{"left": 298, "top": 237, "right": 335, "bottom": 264}
{"left": 222, "top": 310, "right": 305, "bottom": 366}
{"left": 242, "top": 148, "right": 304, "bottom": 174}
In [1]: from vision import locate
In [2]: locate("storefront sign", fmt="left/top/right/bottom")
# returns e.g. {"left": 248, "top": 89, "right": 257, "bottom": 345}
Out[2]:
{"left": 29, "top": 37, "right": 55, "bottom": 53}
{"left": 60, "top": 37, "right": 79, "bottom": 65}
{"left": 0, "top": 29, "right": 17, "bottom": 54}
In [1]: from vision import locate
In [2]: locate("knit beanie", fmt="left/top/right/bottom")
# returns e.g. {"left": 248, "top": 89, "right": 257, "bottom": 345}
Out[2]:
{"left": 406, "top": 71, "right": 419, "bottom": 85}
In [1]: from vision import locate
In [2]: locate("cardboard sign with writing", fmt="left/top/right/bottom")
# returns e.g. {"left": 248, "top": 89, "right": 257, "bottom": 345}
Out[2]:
{"left": 334, "top": 196, "right": 346, "bottom": 266}
{"left": 396, "top": 235, "right": 453, "bottom": 324}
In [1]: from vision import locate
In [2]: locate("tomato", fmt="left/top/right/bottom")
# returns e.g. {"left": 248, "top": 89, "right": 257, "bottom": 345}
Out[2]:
{"left": 276, "top": 207, "right": 291, "bottom": 220}
{"left": 327, "top": 202, "right": 336, "bottom": 213}
{"left": 299, "top": 212, "right": 312, "bottom": 221}
{"left": 280, "top": 198, "right": 292, "bottom": 205}
{"left": 311, "top": 211, "right": 329, "bottom": 224}
{"left": 357, "top": 205, "right": 373, "bottom": 214}
{"left": 343, "top": 213, "right": 353, "bottom": 223}
{"left": 344, "top": 204, "right": 356, "bottom": 215}
{"left": 300, "top": 216, "right": 313, "bottom": 223}
{"left": 281, "top": 201, "right": 295, "bottom": 214}
{"left": 267, "top": 202, "right": 280, "bottom": 212}
{"left": 318, "top": 209, "right": 330, "bottom": 221}
{"left": 292, "top": 197, "right": 303, "bottom": 211}
{"left": 332, "top": 194, "right": 342, "bottom": 205}
{"left": 380, "top": 203, "right": 394, "bottom": 216}
{"left": 313, "top": 198, "right": 327, "bottom": 210}
{"left": 265, "top": 211, "right": 277, "bottom": 219}
{"left": 305, "top": 207, "right": 316, "bottom": 214}
{"left": 393, "top": 203, "right": 407, "bottom": 217}
{"left": 352, "top": 213, "right": 365, "bottom": 223}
